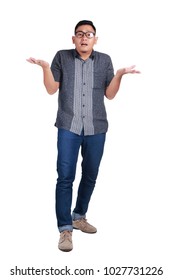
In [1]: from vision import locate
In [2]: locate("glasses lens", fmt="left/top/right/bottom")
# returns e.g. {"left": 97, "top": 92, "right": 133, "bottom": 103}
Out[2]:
{"left": 86, "top": 32, "right": 95, "bottom": 38}
{"left": 75, "top": 32, "right": 83, "bottom": 38}
{"left": 75, "top": 31, "right": 95, "bottom": 39}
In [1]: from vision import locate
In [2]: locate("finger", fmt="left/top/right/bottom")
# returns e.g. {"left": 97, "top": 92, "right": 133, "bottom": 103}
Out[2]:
{"left": 129, "top": 65, "right": 136, "bottom": 70}
{"left": 26, "top": 57, "right": 36, "bottom": 63}
{"left": 131, "top": 70, "right": 141, "bottom": 74}
{"left": 134, "top": 70, "right": 141, "bottom": 73}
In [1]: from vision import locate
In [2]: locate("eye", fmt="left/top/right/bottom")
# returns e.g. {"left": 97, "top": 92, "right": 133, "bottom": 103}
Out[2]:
{"left": 86, "top": 32, "right": 94, "bottom": 38}
{"left": 76, "top": 32, "right": 83, "bottom": 38}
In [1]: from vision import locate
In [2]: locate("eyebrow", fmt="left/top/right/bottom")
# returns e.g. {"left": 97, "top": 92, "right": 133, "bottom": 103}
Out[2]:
{"left": 76, "top": 30, "right": 95, "bottom": 33}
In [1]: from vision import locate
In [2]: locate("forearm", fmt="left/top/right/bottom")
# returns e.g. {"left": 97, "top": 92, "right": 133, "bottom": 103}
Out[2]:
{"left": 105, "top": 65, "right": 140, "bottom": 100}
{"left": 43, "top": 67, "right": 59, "bottom": 95}
{"left": 105, "top": 71, "right": 123, "bottom": 100}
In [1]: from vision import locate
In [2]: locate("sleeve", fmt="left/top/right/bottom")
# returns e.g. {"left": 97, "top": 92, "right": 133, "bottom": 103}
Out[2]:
{"left": 106, "top": 56, "right": 114, "bottom": 87}
{"left": 50, "top": 51, "right": 62, "bottom": 82}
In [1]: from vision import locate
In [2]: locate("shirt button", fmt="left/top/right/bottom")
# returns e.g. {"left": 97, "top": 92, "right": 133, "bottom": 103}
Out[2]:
{"left": 83, "top": 104, "right": 85, "bottom": 107}
{"left": 83, "top": 82, "right": 86, "bottom": 85}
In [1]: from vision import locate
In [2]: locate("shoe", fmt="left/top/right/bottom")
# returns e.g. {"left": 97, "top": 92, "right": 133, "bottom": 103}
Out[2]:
{"left": 73, "top": 218, "right": 97, "bottom": 233}
{"left": 58, "top": 230, "right": 73, "bottom": 252}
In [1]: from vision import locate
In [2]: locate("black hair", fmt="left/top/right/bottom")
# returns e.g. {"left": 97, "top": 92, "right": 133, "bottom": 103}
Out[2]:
{"left": 74, "top": 20, "right": 96, "bottom": 34}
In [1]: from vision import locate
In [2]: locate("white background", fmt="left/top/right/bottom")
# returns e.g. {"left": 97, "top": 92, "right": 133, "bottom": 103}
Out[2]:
{"left": 0, "top": 0, "right": 173, "bottom": 279}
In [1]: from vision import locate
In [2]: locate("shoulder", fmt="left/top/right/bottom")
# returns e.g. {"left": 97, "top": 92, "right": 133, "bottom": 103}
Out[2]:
{"left": 57, "top": 49, "right": 74, "bottom": 53}
{"left": 93, "top": 51, "right": 113, "bottom": 66}
{"left": 54, "top": 49, "right": 75, "bottom": 57}
{"left": 54, "top": 49, "right": 75, "bottom": 61}
{"left": 93, "top": 50, "right": 112, "bottom": 60}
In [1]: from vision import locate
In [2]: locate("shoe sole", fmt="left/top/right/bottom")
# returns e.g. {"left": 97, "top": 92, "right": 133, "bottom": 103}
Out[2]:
{"left": 73, "top": 226, "right": 97, "bottom": 234}
{"left": 58, "top": 247, "right": 73, "bottom": 252}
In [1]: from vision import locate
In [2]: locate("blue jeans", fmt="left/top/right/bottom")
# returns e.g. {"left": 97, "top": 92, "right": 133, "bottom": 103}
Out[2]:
{"left": 56, "top": 129, "right": 106, "bottom": 232}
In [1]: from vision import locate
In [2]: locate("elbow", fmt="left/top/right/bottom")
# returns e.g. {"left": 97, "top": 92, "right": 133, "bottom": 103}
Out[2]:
{"left": 47, "top": 89, "right": 57, "bottom": 95}
{"left": 45, "top": 84, "right": 59, "bottom": 95}
{"left": 106, "top": 95, "right": 114, "bottom": 100}
{"left": 44, "top": 81, "right": 59, "bottom": 95}
{"left": 105, "top": 89, "right": 119, "bottom": 100}
{"left": 105, "top": 92, "right": 116, "bottom": 100}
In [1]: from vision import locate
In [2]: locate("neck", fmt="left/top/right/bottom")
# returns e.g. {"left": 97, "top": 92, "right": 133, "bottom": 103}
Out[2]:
{"left": 77, "top": 50, "right": 93, "bottom": 61}
{"left": 79, "top": 52, "right": 90, "bottom": 60}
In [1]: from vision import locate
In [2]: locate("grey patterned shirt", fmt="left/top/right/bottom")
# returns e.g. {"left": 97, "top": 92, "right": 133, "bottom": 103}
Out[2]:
{"left": 51, "top": 49, "right": 114, "bottom": 135}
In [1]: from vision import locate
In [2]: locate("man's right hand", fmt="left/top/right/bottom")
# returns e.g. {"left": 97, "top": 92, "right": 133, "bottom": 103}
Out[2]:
{"left": 26, "top": 57, "right": 59, "bottom": 94}
{"left": 26, "top": 57, "right": 49, "bottom": 69}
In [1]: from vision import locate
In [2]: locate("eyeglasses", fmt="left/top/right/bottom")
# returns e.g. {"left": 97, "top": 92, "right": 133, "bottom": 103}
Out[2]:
{"left": 75, "top": 31, "right": 95, "bottom": 39}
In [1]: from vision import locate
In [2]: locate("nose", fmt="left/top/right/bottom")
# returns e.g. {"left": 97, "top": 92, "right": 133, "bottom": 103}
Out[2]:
{"left": 83, "top": 33, "right": 88, "bottom": 38}
{"left": 81, "top": 34, "right": 88, "bottom": 41}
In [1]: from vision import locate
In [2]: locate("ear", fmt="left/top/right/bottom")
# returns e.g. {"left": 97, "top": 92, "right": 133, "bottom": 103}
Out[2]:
{"left": 72, "top": 36, "right": 75, "bottom": 44}
{"left": 94, "top": 36, "right": 98, "bottom": 45}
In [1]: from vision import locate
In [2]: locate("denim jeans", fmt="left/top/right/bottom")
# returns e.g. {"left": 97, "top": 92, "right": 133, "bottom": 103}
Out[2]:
{"left": 56, "top": 129, "right": 106, "bottom": 232}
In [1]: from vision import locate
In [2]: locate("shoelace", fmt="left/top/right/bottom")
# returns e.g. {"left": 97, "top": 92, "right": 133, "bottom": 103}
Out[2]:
{"left": 61, "top": 231, "right": 72, "bottom": 238}
{"left": 79, "top": 218, "right": 87, "bottom": 223}
{"left": 77, "top": 218, "right": 89, "bottom": 228}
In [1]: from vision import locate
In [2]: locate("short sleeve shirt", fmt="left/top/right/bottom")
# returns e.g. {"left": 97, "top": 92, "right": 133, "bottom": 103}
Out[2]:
{"left": 51, "top": 49, "right": 114, "bottom": 135}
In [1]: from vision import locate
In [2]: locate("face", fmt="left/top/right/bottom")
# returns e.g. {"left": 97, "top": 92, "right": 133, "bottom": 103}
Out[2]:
{"left": 72, "top": 24, "right": 98, "bottom": 55}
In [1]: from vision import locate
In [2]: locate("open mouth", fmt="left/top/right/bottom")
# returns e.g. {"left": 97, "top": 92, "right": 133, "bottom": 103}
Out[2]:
{"left": 81, "top": 43, "right": 88, "bottom": 46}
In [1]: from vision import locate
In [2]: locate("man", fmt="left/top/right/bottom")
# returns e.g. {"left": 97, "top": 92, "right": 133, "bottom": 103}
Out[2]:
{"left": 27, "top": 20, "right": 140, "bottom": 252}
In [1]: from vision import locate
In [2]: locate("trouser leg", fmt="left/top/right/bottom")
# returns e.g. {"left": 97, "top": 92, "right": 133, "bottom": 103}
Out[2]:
{"left": 73, "top": 133, "right": 106, "bottom": 218}
{"left": 56, "top": 129, "right": 82, "bottom": 232}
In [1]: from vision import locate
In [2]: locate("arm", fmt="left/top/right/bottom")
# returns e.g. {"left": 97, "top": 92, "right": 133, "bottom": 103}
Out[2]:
{"left": 26, "top": 57, "right": 59, "bottom": 95}
{"left": 105, "top": 65, "right": 140, "bottom": 100}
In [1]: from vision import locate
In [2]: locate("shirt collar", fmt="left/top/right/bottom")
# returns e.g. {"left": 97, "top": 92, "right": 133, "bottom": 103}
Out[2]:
{"left": 73, "top": 49, "right": 95, "bottom": 60}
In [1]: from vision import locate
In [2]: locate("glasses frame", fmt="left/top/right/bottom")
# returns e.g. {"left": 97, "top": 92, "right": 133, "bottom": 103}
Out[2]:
{"left": 75, "top": 31, "right": 95, "bottom": 39}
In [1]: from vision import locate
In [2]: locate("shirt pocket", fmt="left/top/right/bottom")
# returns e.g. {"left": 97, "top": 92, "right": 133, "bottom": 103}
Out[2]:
{"left": 93, "top": 71, "right": 106, "bottom": 89}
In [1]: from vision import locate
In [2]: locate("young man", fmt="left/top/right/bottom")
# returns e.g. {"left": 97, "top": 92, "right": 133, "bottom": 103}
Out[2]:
{"left": 27, "top": 20, "right": 140, "bottom": 252}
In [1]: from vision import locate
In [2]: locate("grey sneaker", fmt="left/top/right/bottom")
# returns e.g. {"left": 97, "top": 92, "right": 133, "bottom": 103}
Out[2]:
{"left": 58, "top": 230, "right": 73, "bottom": 252}
{"left": 73, "top": 218, "right": 97, "bottom": 233}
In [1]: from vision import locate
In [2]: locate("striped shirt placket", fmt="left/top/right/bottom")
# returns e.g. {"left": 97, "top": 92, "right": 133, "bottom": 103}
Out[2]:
{"left": 70, "top": 57, "right": 94, "bottom": 135}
